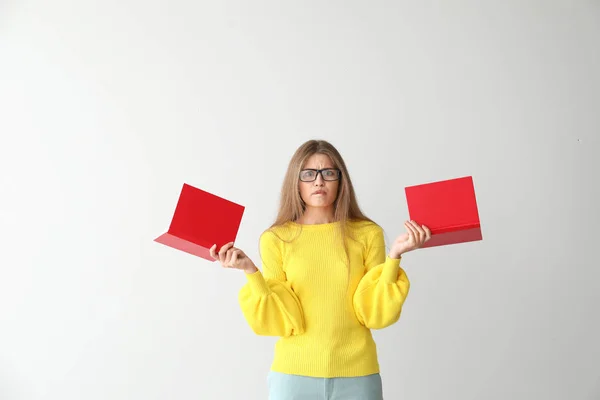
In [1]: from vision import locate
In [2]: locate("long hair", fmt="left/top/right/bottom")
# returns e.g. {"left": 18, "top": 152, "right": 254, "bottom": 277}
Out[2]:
{"left": 266, "top": 139, "right": 380, "bottom": 283}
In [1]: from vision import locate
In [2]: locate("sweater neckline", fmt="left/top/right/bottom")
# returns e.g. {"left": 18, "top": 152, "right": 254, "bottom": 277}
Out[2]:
{"left": 289, "top": 220, "right": 341, "bottom": 230}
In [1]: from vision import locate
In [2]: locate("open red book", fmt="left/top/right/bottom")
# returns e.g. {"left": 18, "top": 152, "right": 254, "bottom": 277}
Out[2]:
{"left": 404, "top": 176, "right": 482, "bottom": 248}
{"left": 154, "top": 183, "right": 245, "bottom": 260}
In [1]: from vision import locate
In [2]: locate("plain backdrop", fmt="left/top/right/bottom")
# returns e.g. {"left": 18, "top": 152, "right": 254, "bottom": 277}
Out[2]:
{"left": 1, "top": 1, "right": 599, "bottom": 399}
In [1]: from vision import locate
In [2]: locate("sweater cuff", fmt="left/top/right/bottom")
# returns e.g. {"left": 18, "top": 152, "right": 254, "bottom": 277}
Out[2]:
{"left": 245, "top": 270, "right": 271, "bottom": 297}
{"left": 381, "top": 256, "right": 401, "bottom": 283}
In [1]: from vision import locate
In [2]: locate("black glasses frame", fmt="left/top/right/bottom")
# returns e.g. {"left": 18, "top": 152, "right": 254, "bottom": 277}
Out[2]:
{"left": 299, "top": 168, "right": 342, "bottom": 182}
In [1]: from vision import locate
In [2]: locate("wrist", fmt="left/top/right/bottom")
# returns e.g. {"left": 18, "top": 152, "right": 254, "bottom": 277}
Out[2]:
{"left": 388, "top": 251, "right": 402, "bottom": 260}
{"left": 244, "top": 265, "right": 258, "bottom": 274}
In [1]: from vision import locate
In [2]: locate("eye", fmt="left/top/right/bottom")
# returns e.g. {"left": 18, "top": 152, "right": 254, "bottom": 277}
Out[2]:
{"left": 300, "top": 170, "right": 315, "bottom": 179}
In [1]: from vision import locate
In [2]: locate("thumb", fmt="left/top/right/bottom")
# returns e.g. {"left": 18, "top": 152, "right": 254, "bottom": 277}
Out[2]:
{"left": 397, "top": 233, "right": 409, "bottom": 242}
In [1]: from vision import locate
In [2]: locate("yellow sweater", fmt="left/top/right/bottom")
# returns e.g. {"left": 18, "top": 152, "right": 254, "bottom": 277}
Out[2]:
{"left": 238, "top": 219, "right": 409, "bottom": 378}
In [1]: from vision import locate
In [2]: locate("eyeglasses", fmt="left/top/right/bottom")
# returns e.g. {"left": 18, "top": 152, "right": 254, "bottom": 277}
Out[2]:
{"left": 299, "top": 168, "right": 342, "bottom": 182}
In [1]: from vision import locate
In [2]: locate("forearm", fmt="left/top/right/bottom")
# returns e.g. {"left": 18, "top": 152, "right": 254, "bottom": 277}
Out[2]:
{"left": 353, "top": 257, "right": 409, "bottom": 329}
{"left": 238, "top": 271, "right": 305, "bottom": 336}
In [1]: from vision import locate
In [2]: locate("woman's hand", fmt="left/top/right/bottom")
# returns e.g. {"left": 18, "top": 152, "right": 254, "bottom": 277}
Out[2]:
{"left": 209, "top": 242, "right": 258, "bottom": 274}
{"left": 389, "top": 220, "right": 431, "bottom": 259}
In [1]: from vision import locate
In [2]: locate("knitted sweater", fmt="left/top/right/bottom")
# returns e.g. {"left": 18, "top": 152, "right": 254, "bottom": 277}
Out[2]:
{"left": 238, "top": 219, "right": 409, "bottom": 378}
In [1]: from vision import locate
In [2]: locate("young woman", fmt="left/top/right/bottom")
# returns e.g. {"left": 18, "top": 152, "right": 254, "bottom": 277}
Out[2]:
{"left": 210, "top": 139, "right": 431, "bottom": 400}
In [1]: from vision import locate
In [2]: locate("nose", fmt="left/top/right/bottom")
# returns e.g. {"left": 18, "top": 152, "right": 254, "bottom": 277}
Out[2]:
{"left": 314, "top": 172, "right": 325, "bottom": 185}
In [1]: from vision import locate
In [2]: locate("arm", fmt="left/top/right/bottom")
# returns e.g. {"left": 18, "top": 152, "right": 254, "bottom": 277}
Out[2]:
{"left": 238, "top": 231, "right": 305, "bottom": 337}
{"left": 353, "top": 226, "right": 410, "bottom": 329}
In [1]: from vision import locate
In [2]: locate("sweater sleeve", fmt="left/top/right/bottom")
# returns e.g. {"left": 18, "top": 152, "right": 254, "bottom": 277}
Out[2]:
{"left": 238, "top": 231, "right": 305, "bottom": 337}
{"left": 353, "top": 225, "right": 410, "bottom": 330}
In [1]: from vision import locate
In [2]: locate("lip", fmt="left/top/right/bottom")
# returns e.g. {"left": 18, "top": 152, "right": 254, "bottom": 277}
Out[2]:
{"left": 312, "top": 191, "right": 326, "bottom": 195}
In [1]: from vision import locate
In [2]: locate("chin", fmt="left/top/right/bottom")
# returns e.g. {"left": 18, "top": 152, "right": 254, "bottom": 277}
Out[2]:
{"left": 309, "top": 202, "right": 334, "bottom": 208}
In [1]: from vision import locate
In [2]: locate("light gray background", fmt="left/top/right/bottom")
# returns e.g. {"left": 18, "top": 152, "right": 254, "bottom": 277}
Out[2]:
{"left": 1, "top": 1, "right": 599, "bottom": 399}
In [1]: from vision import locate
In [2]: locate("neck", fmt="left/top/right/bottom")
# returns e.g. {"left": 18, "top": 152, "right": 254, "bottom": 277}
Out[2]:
{"left": 297, "top": 207, "right": 336, "bottom": 225}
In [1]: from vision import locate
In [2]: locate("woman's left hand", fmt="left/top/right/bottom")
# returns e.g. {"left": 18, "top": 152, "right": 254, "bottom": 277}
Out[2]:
{"left": 389, "top": 220, "right": 431, "bottom": 259}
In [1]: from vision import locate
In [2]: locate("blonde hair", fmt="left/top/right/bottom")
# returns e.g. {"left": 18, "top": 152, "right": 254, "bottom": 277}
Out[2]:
{"left": 265, "top": 139, "right": 381, "bottom": 283}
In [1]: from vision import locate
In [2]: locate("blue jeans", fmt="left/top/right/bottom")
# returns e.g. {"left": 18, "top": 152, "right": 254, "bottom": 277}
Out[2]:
{"left": 267, "top": 371, "right": 383, "bottom": 400}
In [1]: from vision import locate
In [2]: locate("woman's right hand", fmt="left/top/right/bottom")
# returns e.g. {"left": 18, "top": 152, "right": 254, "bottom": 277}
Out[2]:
{"left": 209, "top": 242, "right": 258, "bottom": 274}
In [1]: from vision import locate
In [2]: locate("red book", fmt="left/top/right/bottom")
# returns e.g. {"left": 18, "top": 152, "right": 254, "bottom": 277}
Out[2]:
{"left": 404, "top": 176, "right": 482, "bottom": 248}
{"left": 154, "top": 183, "right": 245, "bottom": 260}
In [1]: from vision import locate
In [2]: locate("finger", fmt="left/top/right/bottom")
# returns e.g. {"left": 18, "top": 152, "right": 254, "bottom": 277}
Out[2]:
{"left": 222, "top": 249, "right": 232, "bottom": 267}
{"left": 209, "top": 244, "right": 217, "bottom": 259}
{"left": 410, "top": 220, "right": 426, "bottom": 242}
{"left": 218, "top": 242, "right": 234, "bottom": 262}
{"left": 225, "top": 248, "right": 236, "bottom": 266}
{"left": 423, "top": 225, "right": 432, "bottom": 241}
{"left": 408, "top": 220, "right": 423, "bottom": 237}
{"left": 230, "top": 250, "right": 239, "bottom": 267}
{"left": 405, "top": 221, "right": 417, "bottom": 243}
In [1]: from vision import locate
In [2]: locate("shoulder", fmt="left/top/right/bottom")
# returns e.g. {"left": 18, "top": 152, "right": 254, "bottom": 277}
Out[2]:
{"left": 260, "top": 227, "right": 281, "bottom": 245}
{"left": 260, "top": 222, "right": 296, "bottom": 246}
{"left": 347, "top": 219, "right": 384, "bottom": 241}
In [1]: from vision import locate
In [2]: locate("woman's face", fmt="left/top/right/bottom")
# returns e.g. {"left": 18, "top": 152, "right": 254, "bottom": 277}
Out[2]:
{"left": 298, "top": 153, "right": 340, "bottom": 209}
